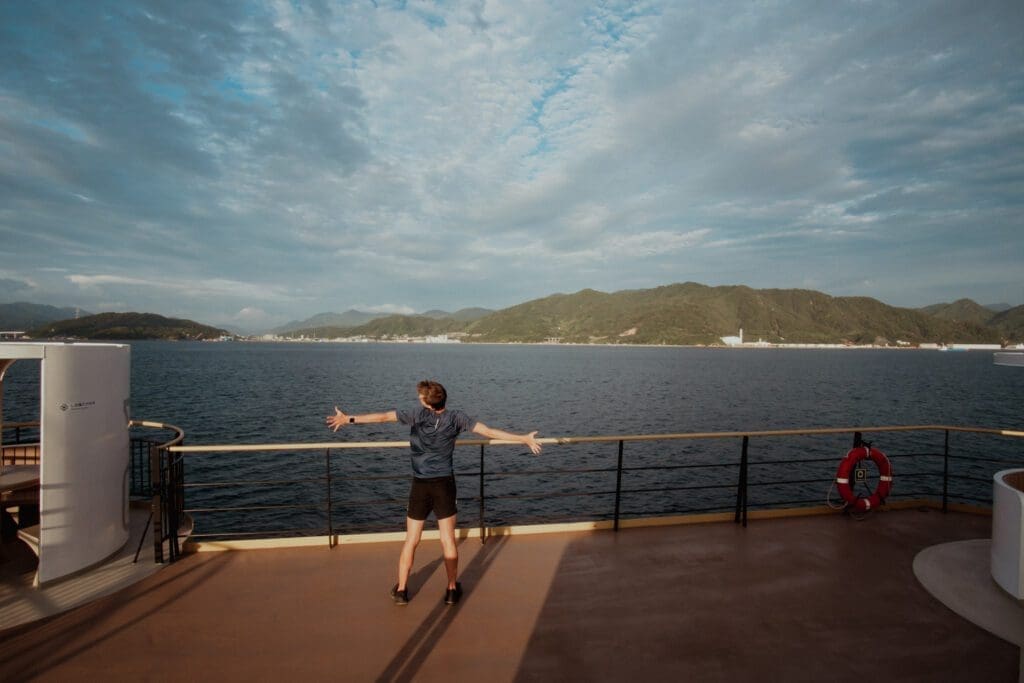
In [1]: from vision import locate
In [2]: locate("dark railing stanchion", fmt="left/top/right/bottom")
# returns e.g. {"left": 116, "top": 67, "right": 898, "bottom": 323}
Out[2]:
{"left": 167, "top": 447, "right": 181, "bottom": 563}
{"left": 735, "top": 436, "right": 749, "bottom": 527}
{"left": 150, "top": 443, "right": 164, "bottom": 564}
{"left": 133, "top": 510, "right": 154, "bottom": 564}
{"left": 943, "top": 430, "right": 950, "bottom": 513}
{"left": 613, "top": 440, "right": 624, "bottom": 531}
{"left": 479, "top": 444, "right": 486, "bottom": 543}
{"left": 326, "top": 448, "right": 333, "bottom": 547}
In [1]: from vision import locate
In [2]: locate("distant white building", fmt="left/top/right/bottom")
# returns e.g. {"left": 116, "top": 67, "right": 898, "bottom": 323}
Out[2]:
{"left": 950, "top": 344, "right": 1002, "bottom": 351}
{"left": 721, "top": 328, "right": 743, "bottom": 346}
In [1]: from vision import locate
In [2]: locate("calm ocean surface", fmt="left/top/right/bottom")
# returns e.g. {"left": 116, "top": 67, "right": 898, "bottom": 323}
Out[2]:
{"left": 4, "top": 341, "right": 1023, "bottom": 535}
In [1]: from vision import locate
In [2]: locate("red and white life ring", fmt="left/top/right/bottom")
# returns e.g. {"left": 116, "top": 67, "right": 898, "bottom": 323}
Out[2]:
{"left": 835, "top": 446, "right": 893, "bottom": 511}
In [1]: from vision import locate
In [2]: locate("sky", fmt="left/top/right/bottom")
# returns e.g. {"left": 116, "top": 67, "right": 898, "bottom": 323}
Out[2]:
{"left": 1, "top": 1, "right": 1022, "bottom": 332}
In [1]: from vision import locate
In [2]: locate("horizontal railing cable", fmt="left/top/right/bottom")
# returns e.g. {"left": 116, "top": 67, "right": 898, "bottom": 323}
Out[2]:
{"left": 183, "top": 477, "right": 327, "bottom": 489}
{"left": 189, "top": 528, "right": 320, "bottom": 539}
{"left": 185, "top": 503, "right": 322, "bottom": 514}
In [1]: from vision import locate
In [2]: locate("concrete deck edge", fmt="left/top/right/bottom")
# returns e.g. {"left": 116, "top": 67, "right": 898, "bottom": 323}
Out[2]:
{"left": 184, "top": 498, "right": 989, "bottom": 552}
{"left": 914, "top": 538, "right": 1024, "bottom": 647}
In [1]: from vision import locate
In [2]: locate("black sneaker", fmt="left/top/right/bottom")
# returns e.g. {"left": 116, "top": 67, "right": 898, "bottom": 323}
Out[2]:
{"left": 390, "top": 584, "right": 409, "bottom": 605}
{"left": 444, "top": 582, "right": 463, "bottom": 605}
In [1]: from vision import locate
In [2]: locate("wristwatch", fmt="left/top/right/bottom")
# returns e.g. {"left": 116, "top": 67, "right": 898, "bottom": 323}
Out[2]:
{"left": 349, "top": 417, "right": 355, "bottom": 423}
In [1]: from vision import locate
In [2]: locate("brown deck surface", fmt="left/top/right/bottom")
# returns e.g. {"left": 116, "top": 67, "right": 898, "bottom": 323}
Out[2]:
{"left": 0, "top": 508, "right": 1016, "bottom": 682}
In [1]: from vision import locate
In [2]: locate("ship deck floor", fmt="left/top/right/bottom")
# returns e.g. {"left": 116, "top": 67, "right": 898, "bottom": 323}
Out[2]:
{"left": 0, "top": 507, "right": 1019, "bottom": 682}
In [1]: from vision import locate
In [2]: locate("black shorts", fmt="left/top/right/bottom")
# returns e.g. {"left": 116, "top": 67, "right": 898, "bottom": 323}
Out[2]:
{"left": 407, "top": 475, "right": 457, "bottom": 521}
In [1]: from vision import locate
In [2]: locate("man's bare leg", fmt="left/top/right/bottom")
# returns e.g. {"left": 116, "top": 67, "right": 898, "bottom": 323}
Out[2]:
{"left": 437, "top": 514, "right": 459, "bottom": 589}
{"left": 397, "top": 516, "right": 425, "bottom": 591}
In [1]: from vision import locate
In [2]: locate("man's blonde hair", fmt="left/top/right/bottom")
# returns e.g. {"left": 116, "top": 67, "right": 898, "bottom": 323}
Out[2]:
{"left": 417, "top": 380, "right": 447, "bottom": 410}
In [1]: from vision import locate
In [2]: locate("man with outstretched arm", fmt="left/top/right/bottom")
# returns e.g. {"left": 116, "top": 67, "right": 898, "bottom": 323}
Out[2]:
{"left": 326, "top": 379, "right": 542, "bottom": 606}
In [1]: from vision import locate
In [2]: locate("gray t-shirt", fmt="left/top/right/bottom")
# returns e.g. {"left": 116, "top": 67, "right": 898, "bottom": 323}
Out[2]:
{"left": 395, "top": 405, "right": 477, "bottom": 478}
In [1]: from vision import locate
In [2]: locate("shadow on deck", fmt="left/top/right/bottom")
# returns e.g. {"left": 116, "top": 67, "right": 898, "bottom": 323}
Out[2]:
{"left": 0, "top": 507, "right": 1019, "bottom": 682}
{"left": 0, "top": 504, "right": 163, "bottom": 632}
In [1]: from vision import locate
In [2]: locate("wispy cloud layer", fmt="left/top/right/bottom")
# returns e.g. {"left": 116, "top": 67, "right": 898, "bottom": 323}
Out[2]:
{"left": 1, "top": 1, "right": 1022, "bottom": 329}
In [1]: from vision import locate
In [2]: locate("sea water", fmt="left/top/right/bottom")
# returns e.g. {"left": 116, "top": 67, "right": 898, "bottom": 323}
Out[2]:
{"left": 3, "top": 342, "right": 1022, "bottom": 535}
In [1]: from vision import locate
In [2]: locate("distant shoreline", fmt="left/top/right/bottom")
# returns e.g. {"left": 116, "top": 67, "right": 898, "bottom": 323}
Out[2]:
{"left": 201, "top": 338, "right": 998, "bottom": 351}
{"left": 9, "top": 337, "right": 1007, "bottom": 351}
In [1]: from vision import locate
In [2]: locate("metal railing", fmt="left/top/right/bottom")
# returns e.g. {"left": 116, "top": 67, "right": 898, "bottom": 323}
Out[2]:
{"left": 2, "top": 419, "right": 188, "bottom": 564}
{"left": 129, "top": 420, "right": 186, "bottom": 563}
{"left": 1, "top": 421, "right": 41, "bottom": 465}
{"left": 167, "top": 424, "right": 1024, "bottom": 550}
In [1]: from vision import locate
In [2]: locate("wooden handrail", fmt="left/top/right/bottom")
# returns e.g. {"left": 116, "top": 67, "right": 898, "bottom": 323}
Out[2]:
{"left": 129, "top": 420, "right": 185, "bottom": 449}
{"left": 1, "top": 421, "right": 40, "bottom": 429}
{"left": 169, "top": 424, "right": 1024, "bottom": 454}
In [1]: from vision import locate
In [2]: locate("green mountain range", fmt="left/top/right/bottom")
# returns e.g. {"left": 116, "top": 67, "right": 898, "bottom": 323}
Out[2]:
{"left": 270, "top": 309, "right": 384, "bottom": 335}
{"left": 421, "top": 307, "right": 495, "bottom": 322}
{"left": 0, "top": 302, "right": 89, "bottom": 330}
{"left": 7, "top": 284, "right": 1022, "bottom": 344}
{"left": 459, "top": 283, "right": 1002, "bottom": 345}
{"left": 988, "top": 306, "right": 1024, "bottom": 340}
{"left": 272, "top": 307, "right": 493, "bottom": 335}
{"left": 288, "top": 283, "right": 1012, "bottom": 345}
{"left": 285, "top": 314, "right": 464, "bottom": 339}
{"left": 27, "top": 312, "right": 230, "bottom": 341}
{"left": 919, "top": 299, "right": 999, "bottom": 326}
{"left": 920, "top": 298, "right": 1024, "bottom": 339}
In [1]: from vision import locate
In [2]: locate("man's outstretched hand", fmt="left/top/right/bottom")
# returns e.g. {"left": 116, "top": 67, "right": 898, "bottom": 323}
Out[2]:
{"left": 523, "top": 431, "right": 542, "bottom": 455}
{"left": 326, "top": 407, "right": 349, "bottom": 432}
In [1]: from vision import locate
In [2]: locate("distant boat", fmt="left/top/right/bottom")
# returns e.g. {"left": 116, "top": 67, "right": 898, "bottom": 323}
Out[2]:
{"left": 994, "top": 352, "right": 1024, "bottom": 367}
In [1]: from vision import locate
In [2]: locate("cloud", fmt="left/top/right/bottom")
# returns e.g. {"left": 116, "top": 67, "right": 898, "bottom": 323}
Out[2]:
{"left": 227, "top": 306, "right": 276, "bottom": 328}
{"left": 66, "top": 273, "right": 298, "bottom": 303}
{"left": 355, "top": 303, "right": 417, "bottom": 315}
{"left": 0, "top": 0, "right": 1021, "bottom": 319}
{"left": 67, "top": 275, "right": 152, "bottom": 288}
{"left": 607, "top": 229, "right": 711, "bottom": 257}
{"left": 0, "top": 276, "right": 34, "bottom": 297}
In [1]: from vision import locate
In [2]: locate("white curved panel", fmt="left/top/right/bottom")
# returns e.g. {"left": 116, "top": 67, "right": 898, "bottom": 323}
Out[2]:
{"left": 991, "top": 469, "right": 1024, "bottom": 599}
{"left": 37, "top": 344, "right": 130, "bottom": 584}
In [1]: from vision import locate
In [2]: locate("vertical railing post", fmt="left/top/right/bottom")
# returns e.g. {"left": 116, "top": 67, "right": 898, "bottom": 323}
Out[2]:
{"left": 129, "top": 438, "right": 136, "bottom": 494}
{"left": 167, "top": 448, "right": 180, "bottom": 562}
{"left": 479, "top": 444, "right": 486, "bottom": 543}
{"left": 326, "top": 448, "right": 334, "bottom": 547}
{"left": 613, "top": 440, "right": 624, "bottom": 532}
{"left": 150, "top": 443, "right": 164, "bottom": 563}
{"left": 177, "top": 447, "right": 186, "bottom": 557}
{"left": 742, "top": 437, "right": 749, "bottom": 527}
{"left": 735, "top": 436, "right": 749, "bottom": 527}
{"left": 942, "top": 429, "right": 950, "bottom": 513}
{"left": 176, "top": 447, "right": 186, "bottom": 560}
